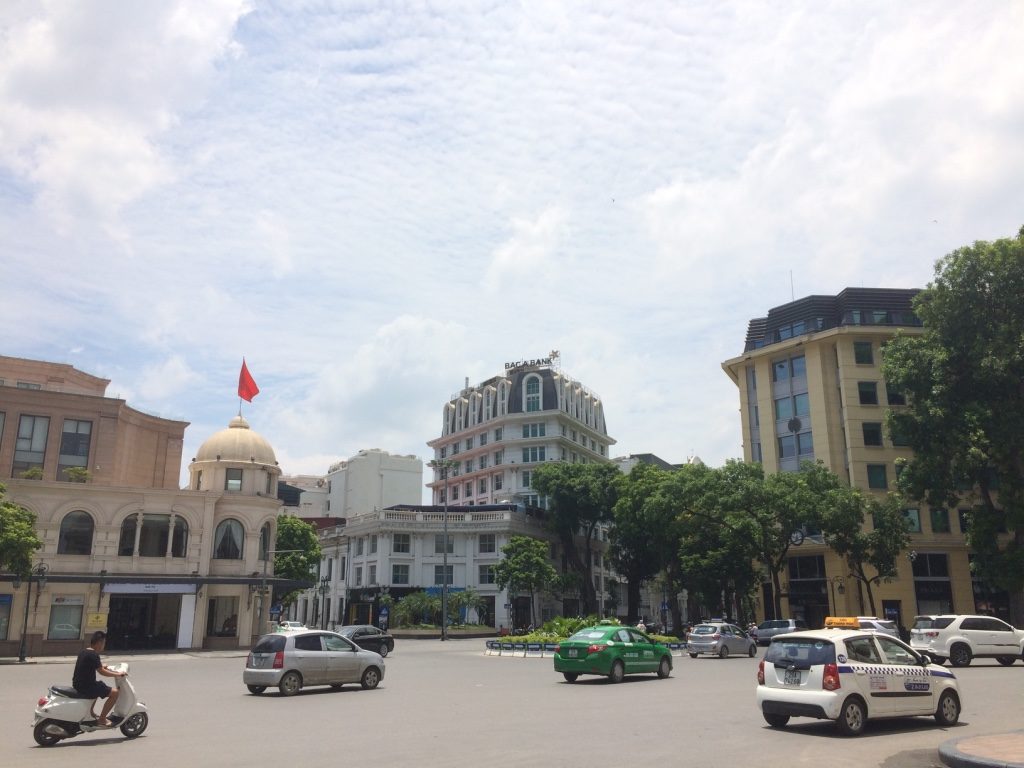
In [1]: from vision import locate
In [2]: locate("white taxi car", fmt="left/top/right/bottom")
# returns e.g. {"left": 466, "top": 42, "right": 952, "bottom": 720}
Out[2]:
{"left": 755, "top": 617, "right": 961, "bottom": 736}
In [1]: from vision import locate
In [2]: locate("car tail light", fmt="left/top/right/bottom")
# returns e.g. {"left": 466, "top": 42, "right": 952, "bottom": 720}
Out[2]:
{"left": 712, "top": 633, "right": 721, "bottom": 640}
{"left": 757, "top": 659, "right": 765, "bottom": 685}
{"left": 586, "top": 644, "right": 605, "bottom": 655}
{"left": 553, "top": 644, "right": 560, "bottom": 654}
{"left": 923, "top": 631, "right": 939, "bottom": 638}
{"left": 822, "top": 663, "right": 841, "bottom": 691}
{"left": 38, "top": 697, "right": 48, "bottom": 707}
{"left": 272, "top": 651, "right": 284, "bottom": 669}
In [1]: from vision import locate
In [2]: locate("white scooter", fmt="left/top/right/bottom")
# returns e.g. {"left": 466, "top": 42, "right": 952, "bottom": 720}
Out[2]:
{"left": 33, "top": 662, "right": 149, "bottom": 746}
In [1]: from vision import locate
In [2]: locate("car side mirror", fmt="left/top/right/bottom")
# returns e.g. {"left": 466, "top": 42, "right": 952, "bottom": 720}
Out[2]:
{"left": 918, "top": 652, "right": 932, "bottom": 666}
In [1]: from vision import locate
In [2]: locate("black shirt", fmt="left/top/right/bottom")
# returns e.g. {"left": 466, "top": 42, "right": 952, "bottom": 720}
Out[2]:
{"left": 73, "top": 648, "right": 101, "bottom": 691}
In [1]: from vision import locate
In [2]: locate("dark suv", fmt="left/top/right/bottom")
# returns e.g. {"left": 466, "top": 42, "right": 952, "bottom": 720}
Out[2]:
{"left": 754, "top": 618, "right": 808, "bottom": 646}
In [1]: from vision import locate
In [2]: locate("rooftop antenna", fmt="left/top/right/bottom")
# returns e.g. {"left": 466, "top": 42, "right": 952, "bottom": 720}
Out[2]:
{"left": 790, "top": 270, "right": 795, "bottom": 301}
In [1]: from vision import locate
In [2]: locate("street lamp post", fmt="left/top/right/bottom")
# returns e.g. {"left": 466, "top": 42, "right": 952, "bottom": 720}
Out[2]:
{"left": 319, "top": 577, "right": 330, "bottom": 630}
{"left": 428, "top": 458, "right": 459, "bottom": 641}
{"left": 827, "top": 576, "right": 846, "bottom": 615}
{"left": 17, "top": 564, "right": 49, "bottom": 663}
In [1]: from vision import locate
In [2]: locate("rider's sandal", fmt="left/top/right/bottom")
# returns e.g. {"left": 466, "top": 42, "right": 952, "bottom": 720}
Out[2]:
{"left": 96, "top": 717, "right": 112, "bottom": 727}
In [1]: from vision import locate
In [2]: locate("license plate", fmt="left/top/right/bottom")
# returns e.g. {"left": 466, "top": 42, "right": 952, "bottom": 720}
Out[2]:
{"left": 567, "top": 649, "right": 578, "bottom": 658}
{"left": 784, "top": 669, "right": 801, "bottom": 685}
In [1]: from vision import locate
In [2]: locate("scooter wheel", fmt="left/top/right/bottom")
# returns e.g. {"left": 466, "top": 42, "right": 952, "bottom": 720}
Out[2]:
{"left": 34, "top": 719, "right": 62, "bottom": 747}
{"left": 120, "top": 712, "right": 149, "bottom": 739}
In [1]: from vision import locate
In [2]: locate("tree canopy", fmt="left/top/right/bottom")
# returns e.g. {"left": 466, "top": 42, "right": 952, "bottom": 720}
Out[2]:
{"left": 0, "top": 482, "right": 42, "bottom": 576}
{"left": 883, "top": 226, "right": 1024, "bottom": 622}
{"left": 531, "top": 462, "right": 621, "bottom": 614}
{"left": 494, "top": 535, "right": 557, "bottom": 628}
{"left": 273, "top": 515, "right": 322, "bottom": 604}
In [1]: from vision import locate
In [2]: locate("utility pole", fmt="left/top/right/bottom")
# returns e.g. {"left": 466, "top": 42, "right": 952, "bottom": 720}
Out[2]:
{"left": 428, "top": 458, "right": 459, "bottom": 641}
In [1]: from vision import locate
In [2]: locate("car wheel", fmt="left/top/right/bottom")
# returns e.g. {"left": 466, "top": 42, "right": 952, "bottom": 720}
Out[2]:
{"left": 608, "top": 660, "right": 625, "bottom": 683}
{"left": 950, "top": 644, "right": 972, "bottom": 667}
{"left": 657, "top": 657, "right": 671, "bottom": 679}
{"left": 119, "top": 712, "right": 149, "bottom": 739}
{"left": 931, "top": 656, "right": 947, "bottom": 666}
{"left": 247, "top": 685, "right": 266, "bottom": 695}
{"left": 563, "top": 672, "right": 579, "bottom": 683}
{"left": 378, "top": 644, "right": 389, "bottom": 658}
{"left": 278, "top": 671, "right": 302, "bottom": 696}
{"left": 935, "top": 690, "right": 960, "bottom": 726}
{"left": 763, "top": 713, "right": 790, "bottom": 728}
{"left": 33, "top": 719, "right": 62, "bottom": 747}
{"left": 748, "top": 644, "right": 757, "bottom": 658}
{"left": 361, "top": 666, "right": 381, "bottom": 690}
{"left": 836, "top": 696, "right": 867, "bottom": 736}
{"left": 718, "top": 645, "right": 730, "bottom": 659}
{"left": 689, "top": 652, "right": 699, "bottom": 659}
{"left": 996, "top": 656, "right": 1015, "bottom": 666}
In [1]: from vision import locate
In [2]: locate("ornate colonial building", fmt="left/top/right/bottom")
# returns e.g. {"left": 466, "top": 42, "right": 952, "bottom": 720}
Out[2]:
{"left": 0, "top": 356, "right": 291, "bottom": 657}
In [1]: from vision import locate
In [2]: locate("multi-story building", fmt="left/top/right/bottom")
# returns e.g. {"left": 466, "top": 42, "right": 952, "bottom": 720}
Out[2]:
{"left": 324, "top": 449, "right": 422, "bottom": 517}
{"left": 722, "top": 288, "right": 1005, "bottom": 629}
{"left": 0, "top": 355, "right": 293, "bottom": 656}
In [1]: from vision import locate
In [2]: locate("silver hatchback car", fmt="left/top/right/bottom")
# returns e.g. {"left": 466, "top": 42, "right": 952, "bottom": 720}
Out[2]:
{"left": 687, "top": 623, "right": 758, "bottom": 658}
{"left": 244, "top": 629, "right": 385, "bottom": 696}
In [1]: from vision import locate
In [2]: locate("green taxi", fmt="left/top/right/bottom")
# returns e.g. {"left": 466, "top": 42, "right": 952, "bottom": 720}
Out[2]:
{"left": 553, "top": 624, "right": 673, "bottom": 683}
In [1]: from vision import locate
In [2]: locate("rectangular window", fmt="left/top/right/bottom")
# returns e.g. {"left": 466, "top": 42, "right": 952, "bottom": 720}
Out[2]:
{"left": 225, "top": 468, "right": 242, "bottom": 492}
{"left": 392, "top": 564, "right": 409, "bottom": 584}
{"left": 522, "top": 470, "right": 532, "bottom": 488}
{"left": 775, "top": 397, "right": 793, "bottom": 421}
{"left": 867, "top": 464, "right": 888, "bottom": 489}
{"left": 478, "top": 454, "right": 488, "bottom": 469}
{"left": 393, "top": 533, "right": 410, "bottom": 553}
{"left": 355, "top": 567, "right": 362, "bottom": 586}
{"left": 930, "top": 508, "right": 951, "bottom": 533}
{"left": 356, "top": 538, "right": 364, "bottom": 555}
{"left": 451, "top": 441, "right": 460, "bottom": 455}
{"left": 493, "top": 473, "right": 503, "bottom": 490}
{"left": 777, "top": 435, "right": 797, "bottom": 458}
{"left": 858, "top": 382, "right": 879, "bottom": 405}
{"left": 451, "top": 485, "right": 459, "bottom": 500}
{"left": 494, "top": 450, "right": 503, "bottom": 465}
{"left": 13, "top": 414, "right": 50, "bottom": 475}
{"left": 521, "top": 446, "right": 546, "bottom": 463}
{"left": 464, "top": 482, "right": 472, "bottom": 497}
{"left": 434, "top": 565, "right": 454, "bottom": 585}
{"left": 370, "top": 535, "right": 377, "bottom": 554}
{"left": 478, "top": 478, "right": 487, "bottom": 494}
{"left": 773, "top": 360, "right": 790, "bottom": 382}
{"left": 793, "top": 393, "right": 810, "bottom": 417}
{"left": 854, "top": 341, "right": 874, "bottom": 364}
{"left": 886, "top": 384, "right": 906, "bottom": 406}
{"left": 494, "top": 427, "right": 502, "bottom": 441}
{"left": 207, "top": 596, "right": 239, "bottom": 637}
{"left": 434, "top": 534, "right": 454, "bottom": 554}
{"left": 47, "top": 596, "right": 84, "bottom": 640}
{"left": 863, "top": 422, "right": 883, "bottom": 446}
{"left": 478, "top": 564, "right": 496, "bottom": 584}
{"left": 479, "top": 432, "right": 488, "bottom": 446}
{"left": 465, "top": 459, "right": 473, "bottom": 473}
{"left": 479, "top": 533, "right": 496, "bottom": 553}
{"left": 521, "top": 423, "right": 546, "bottom": 438}
{"left": 0, "top": 594, "right": 10, "bottom": 641}
{"left": 797, "top": 431, "right": 814, "bottom": 456}
{"left": 465, "top": 438, "right": 473, "bottom": 450}
{"left": 58, "top": 419, "right": 92, "bottom": 480}
{"left": 902, "top": 508, "right": 922, "bottom": 532}
{"left": 368, "top": 564, "right": 376, "bottom": 584}
{"left": 440, "top": 446, "right": 447, "bottom": 458}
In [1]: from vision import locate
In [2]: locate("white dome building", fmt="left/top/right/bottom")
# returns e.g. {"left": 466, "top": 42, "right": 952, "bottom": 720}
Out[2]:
{"left": 190, "top": 415, "right": 281, "bottom": 496}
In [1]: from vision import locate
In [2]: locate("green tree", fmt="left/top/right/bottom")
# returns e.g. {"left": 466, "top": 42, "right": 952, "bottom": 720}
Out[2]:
{"left": 822, "top": 489, "right": 911, "bottom": 616}
{"left": 1, "top": 482, "right": 43, "bottom": 575}
{"left": 494, "top": 535, "right": 557, "bottom": 628}
{"left": 448, "top": 587, "right": 486, "bottom": 625}
{"left": 531, "top": 462, "right": 621, "bottom": 614}
{"left": 273, "top": 515, "right": 322, "bottom": 606}
{"left": 609, "top": 462, "right": 674, "bottom": 621}
{"left": 394, "top": 590, "right": 440, "bottom": 626}
{"left": 883, "top": 227, "right": 1024, "bottom": 623}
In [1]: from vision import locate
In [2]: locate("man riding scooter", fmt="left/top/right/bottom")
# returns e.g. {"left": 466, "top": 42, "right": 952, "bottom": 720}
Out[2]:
{"left": 73, "top": 631, "right": 125, "bottom": 726}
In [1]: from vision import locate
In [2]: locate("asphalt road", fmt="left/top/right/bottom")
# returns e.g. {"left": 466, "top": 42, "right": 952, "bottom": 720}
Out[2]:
{"left": 1, "top": 642, "right": 1021, "bottom": 767}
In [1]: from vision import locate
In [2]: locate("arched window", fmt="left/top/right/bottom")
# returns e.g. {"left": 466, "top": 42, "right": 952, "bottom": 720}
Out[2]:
{"left": 118, "top": 514, "right": 138, "bottom": 556}
{"left": 58, "top": 511, "right": 94, "bottom": 555}
{"left": 214, "top": 519, "right": 244, "bottom": 559}
{"left": 525, "top": 375, "right": 541, "bottom": 412}
{"left": 171, "top": 517, "right": 188, "bottom": 558}
{"left": 259, "top": 522, "right": 271, "bottom": 561}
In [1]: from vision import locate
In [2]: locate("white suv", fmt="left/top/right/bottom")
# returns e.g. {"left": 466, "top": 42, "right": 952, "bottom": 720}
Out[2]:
{"left": 910, "top": 615, "right": 1024, "bottom": 667}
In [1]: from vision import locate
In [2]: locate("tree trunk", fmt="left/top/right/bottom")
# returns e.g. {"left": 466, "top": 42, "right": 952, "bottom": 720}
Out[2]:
{"left": 627, "top": 578, "right": 642, "bottom": 623}
{"left": 771, "top": 569, "right": 782, "bottom": 620}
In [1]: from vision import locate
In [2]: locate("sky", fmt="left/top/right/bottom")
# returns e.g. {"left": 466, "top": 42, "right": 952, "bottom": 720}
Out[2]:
{"left": 2, "top": 1, "right": 1023, "bottom": 499}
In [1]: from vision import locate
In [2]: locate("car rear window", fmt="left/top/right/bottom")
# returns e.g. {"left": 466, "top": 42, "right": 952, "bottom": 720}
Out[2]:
{"left": 253, "top": 635, "right": 286, "bottom": 653}
{"left": 913, "top": 616, "right": 954, "bottom": 630}
{"left": 568, "top": 630, "right": 609, "bottom": 642}
{"left": 765, "top": 638, "right": 836, "bottom": 668}
{"left": 693, "top": 625, "right": 718, "bottom": 634}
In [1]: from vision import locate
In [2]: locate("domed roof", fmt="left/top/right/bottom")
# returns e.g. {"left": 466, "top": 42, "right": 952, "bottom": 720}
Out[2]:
{"left": 195, "top": 416, "right": 278, "bottom": 465}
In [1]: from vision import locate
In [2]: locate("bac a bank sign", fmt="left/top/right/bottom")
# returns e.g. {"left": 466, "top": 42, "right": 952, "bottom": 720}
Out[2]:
{"left": 505, "top": 351, "right": 559, "bottom": 373}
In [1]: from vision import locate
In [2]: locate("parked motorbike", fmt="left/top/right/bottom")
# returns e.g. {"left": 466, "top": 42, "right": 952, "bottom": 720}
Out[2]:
{"left": 32, "top": 662, "right": 149, "bottom": 746}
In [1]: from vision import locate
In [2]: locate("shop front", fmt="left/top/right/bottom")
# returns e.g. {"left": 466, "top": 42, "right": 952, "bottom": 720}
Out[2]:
{"left": 104, "top": 583, "right": 197, "bottom": 651}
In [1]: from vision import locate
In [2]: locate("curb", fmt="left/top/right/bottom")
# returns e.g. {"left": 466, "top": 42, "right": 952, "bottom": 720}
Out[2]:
{"left": 939, "top": 731, "right": 1024, "bottom": 768}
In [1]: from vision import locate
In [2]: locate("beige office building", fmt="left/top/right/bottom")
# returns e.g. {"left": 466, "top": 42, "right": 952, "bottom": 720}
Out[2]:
{"left": 722, "top": 289, "right": 1004, "bottom": 629}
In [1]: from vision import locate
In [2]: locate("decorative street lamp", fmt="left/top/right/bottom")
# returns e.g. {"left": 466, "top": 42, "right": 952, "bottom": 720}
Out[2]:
{"left": 17, "top": 563, "right": 49, "bottom": 663}
{"left": 827, "top": 576, "right": 846, "bottom": 615}
{"left": 319, "top": 576, "right": 330, "bottom": 630}
{"left": 428, "top": 458, "right": 459, "bottom": 641}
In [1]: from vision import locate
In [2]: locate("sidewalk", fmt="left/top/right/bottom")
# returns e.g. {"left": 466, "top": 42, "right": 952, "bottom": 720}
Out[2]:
{"left": 940, "top": 731, "right": 1024, "bottom": 768}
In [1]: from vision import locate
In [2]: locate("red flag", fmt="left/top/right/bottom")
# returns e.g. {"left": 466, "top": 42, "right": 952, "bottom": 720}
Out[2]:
{"left": 238, "top": 359, "right": 260, "bottom": 402}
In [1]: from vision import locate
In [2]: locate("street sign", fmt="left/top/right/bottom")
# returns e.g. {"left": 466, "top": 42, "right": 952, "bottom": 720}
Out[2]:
{"left": 379, "top": 607, "right": 389, "bottom": 618}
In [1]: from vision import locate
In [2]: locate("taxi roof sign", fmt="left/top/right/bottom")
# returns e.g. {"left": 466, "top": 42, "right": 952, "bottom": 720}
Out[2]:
{"left": 824, "top": 617, "right": 860, "bottom": 629}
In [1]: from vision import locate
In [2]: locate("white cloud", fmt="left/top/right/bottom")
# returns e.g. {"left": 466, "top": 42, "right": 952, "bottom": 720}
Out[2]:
{"left": 482, "top": 207, "right": 568, "bottom": 292}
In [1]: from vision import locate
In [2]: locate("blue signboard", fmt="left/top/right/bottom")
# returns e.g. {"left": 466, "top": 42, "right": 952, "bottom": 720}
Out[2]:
{"left": 379, "top": 607, "right": 389, "bottom": 618}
